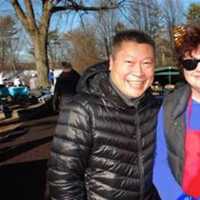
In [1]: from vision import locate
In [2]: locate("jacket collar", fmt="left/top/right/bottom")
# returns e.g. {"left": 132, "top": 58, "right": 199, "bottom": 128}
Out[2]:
{"left": 172, "top": 84, "right": 191, "bottom": 119}
{"left": 101, "top": 76, "right": 154, "bottom": 110}
{"left": 109, "top": 76, "right": 145, "bottom": 108}
{"left": 77, "top": 62, "right": 155, "bottom": 110}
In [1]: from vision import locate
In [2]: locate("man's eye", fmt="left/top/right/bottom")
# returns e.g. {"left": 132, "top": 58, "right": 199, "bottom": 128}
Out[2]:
{"left": 125, "top": 61, "right": 132, "bottom": 63}
{"left": 143, "top": 62, "right": 153, "bottom": 66}
{"left": 143, "top": 61, "right": 152, "bottom": 64}
{"left": 142, "top": 62, "right": 154, "bottom": 69}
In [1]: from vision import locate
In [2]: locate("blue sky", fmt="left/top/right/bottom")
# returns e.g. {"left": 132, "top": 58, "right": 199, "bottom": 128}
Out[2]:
{"left": 1, "top": 0, "right": 200, "bottom": 19}
{"left": 184, "top": 0, "right": 200, "bottom": 7}
{"left": 1, "top": 0, "right": 199, "bottom": 35}
{"left": 0, "top": 0, "right": 199, "bottom": 61}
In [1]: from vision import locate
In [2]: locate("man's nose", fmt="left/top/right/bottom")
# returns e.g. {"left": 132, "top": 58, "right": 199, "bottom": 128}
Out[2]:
{"left": 133, "top": 63, "right": 144, "bottom": 75}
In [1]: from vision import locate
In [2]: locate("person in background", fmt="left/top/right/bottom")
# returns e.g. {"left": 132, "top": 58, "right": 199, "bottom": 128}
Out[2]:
{"left": 49, "top": 69, "right": 55, "bottom": 86}
{"left": 48, "top": 68, "right": 55, "bottom": 94}
{"left": 48, "top": 29, "right": 161, "bottom": 200}
{"left": 0, "top": 73, "right": 12, "bottom": 118}
{"left": 0, "top": 99, "right": 12, "bottom": 119}
{"left": 153, "top": 25, "right": 200, "bottom": 199}
{"left": 29, "top": 73, "right": 38, "bottom": 90}
{"left": 52, "top": 61, "right": 80, "bottom": 112}
{"left": 14, "top": 75, "right": 23, "bottom": 87}
{"left": 0, "top": 72, "right": 4, "bottom": 86}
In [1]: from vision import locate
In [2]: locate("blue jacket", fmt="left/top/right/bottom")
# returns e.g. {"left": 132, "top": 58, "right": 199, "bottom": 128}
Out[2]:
{"left": 153, "top": 99, "right": 200, "bottom": 200}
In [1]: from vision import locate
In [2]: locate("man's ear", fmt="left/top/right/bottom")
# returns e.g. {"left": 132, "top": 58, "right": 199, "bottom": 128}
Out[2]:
{"left": 109, "top": 55, "right": 113, "bottom": 71}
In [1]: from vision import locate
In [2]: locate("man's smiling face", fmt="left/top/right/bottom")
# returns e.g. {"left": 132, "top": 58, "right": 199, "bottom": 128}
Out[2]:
{"left": 109, "top": 41, "right": 155, "bottom": 98}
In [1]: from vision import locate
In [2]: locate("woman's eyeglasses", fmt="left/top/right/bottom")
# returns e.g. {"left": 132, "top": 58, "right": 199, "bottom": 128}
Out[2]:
{"left": 182, "top": 59, "right": 200, "bottom": 71}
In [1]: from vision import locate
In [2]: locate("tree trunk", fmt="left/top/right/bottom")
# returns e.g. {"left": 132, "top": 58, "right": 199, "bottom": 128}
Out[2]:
{"left": 33, "top": 34, "right": 49, "bottom": 88}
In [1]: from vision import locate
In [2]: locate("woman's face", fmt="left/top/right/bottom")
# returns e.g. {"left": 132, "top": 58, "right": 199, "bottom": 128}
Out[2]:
{"left": 183, "top": 44, "right": 200, "bottom": 101}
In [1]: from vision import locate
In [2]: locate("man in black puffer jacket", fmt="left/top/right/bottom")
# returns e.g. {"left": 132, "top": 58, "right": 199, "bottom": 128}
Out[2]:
{"left": 48, "top": 30, "right": 161, "bottom": 200}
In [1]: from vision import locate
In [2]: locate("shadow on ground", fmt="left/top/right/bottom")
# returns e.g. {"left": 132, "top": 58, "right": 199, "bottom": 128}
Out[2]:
{"left": 0, "top": 136, "right": 52, "bottom": 163}
{"left": 0, "top": 159, "right": 49, "bottom": 200}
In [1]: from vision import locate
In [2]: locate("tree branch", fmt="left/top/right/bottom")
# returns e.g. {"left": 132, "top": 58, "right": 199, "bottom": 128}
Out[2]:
{"left": 11, "top": 0, "right": 37, "bottom": 34}
{"left": 24, "top": 0, "right": 37, "bottom": 29}
{"left": 50, "top": 4, "right": 119, "bottom": 14}
{"left": 11, "top": 0, "right": 28, "bottom": 27}
{"left": 39, "top": 1, "right": 52, "bottom": 34}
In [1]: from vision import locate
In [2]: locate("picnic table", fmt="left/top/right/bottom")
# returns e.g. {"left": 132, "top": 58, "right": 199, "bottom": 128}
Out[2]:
{"left": 8, "top": 86, "right": 29, "bottom": 97}
{"left": 0, "top": 86, "right": 29, "bottom": 98}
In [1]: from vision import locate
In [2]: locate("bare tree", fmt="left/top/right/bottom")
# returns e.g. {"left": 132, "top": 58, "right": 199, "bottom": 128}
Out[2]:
{"left": 161, "top": 0, "right": 184, "bottom": 64}
{"left": 0, "top": 15, "right": 19, "bottom": 70}
{"left": 92, "top": 3, "right": 126, "bottom": 60}
{"left": 186, "top": 3, "right": 200, "bottom": 26}
{"left": 48, "top": 30, "right": 60, "bottom": 67}
{"left": 11, "top": 0, "right": 124, "bottom": 88}
{"left": 126, "top": 0, "right": 161, "bottom": 39}
{"left": 48, "top": 30, "right": 70, "bottom": 68}
{"left": 64, "top": 26, "right": 100, "bottom": 73}
{"left": 90, "top": 0, "right": 126, "bottom": 60}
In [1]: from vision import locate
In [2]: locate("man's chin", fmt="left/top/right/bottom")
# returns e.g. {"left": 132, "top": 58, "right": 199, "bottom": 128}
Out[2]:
{"left": 126, "top": 90, "right": 145, "bottom": 98}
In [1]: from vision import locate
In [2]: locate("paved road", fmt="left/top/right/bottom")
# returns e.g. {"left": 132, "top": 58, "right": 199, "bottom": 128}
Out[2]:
{"left": 0, "top": 115, "right": 58, "bottom": 200}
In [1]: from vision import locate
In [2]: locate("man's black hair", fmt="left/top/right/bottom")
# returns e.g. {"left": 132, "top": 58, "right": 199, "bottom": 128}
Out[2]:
{"left": 61, "top": 61, "right": 72, "bottom": 69}
{"left": 112, "top": 29, "right": 155, "bottom": 54}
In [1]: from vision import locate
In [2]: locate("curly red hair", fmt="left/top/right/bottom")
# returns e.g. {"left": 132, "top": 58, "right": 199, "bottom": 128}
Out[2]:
{"left": 175, "top": 25, "right": 200, "bottom": 68}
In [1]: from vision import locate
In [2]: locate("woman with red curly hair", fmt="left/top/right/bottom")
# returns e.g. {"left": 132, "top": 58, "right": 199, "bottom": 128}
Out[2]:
{"left": 153, "top": 25, "right": 200, "bottom": 200}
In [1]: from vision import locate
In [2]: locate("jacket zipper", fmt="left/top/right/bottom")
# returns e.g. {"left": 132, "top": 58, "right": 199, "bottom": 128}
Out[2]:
{"left": 135, "top": 109, "right": 144, "bottom": 200}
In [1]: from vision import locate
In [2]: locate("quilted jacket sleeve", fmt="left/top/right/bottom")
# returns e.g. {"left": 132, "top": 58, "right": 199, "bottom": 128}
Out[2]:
{"left": 48, "top": 99, "right": 92, "bottom": 200}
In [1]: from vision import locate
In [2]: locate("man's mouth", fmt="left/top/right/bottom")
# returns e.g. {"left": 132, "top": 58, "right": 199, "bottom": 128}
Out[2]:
{"left": 127, "top": 80, "right": 144, "bottom": 87}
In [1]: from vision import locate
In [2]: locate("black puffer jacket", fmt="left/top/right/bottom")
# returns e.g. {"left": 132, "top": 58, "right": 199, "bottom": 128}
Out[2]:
{"left": 48, "top": 63, "right": 160, "bottom": 200}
